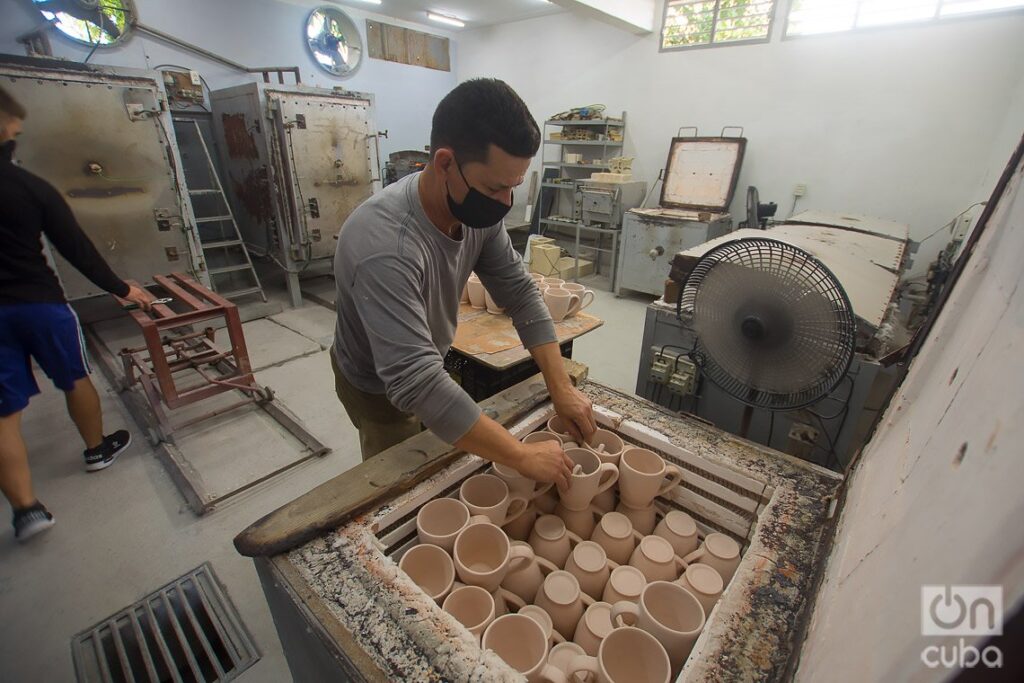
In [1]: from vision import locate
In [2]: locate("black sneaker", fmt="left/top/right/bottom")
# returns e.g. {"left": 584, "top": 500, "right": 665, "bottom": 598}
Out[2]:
{"left": 13, "top": 502, "right": 55, "bottom": 542}
{"left": 83, "top": 429, "right": 132, "bottom": 472}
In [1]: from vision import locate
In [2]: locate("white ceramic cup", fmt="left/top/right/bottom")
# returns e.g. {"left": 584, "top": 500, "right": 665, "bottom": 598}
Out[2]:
{"left": 618, "top": 448, "right": 684, "bottom": 509}
{"left": 519, "top": 603, "right": 567, "bottom": 646}
{"left": 416, "top": 497, "right": 475, "bottom": 552}
{"left": 484, "top": 288, "right": 506, "bottom": 315}
{"left": 492, "top": 462, "right": 555, "bottom": 502}
{"left": 398, "top": 543, "right": 455, "bottom": 604}
{"left": 681, "top": 532, "right": 742, "bottom": 584}
{"left": 611, "top": 580, "right": 706, "bottom": 674}
{"left": 554, "top": 502, "right": 601, "bottom": 540}
{"left": 442, "top": 584, "right": 495, "bottom": 643}
{"left": 460, "top": 473, "right": 530, "bottom": 526}
{"left": 545, "top": 288, "right": 582, "bottom": 323}
{"left": 615, "top": 500, "right": 659, "bottom": 536}
{"left": 583, "top": 429, "right": 625, "bottom": 466}
{"left": 591, "top": 512, "right": 638, "bottom": 566}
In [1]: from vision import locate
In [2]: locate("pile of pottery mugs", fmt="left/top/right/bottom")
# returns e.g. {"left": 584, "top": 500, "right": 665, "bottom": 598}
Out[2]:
{"left": 401, "top": 419, "right": 743, "bottom": 682}
{"left": 461, "top": 272, "right": 595, "bottom": 322}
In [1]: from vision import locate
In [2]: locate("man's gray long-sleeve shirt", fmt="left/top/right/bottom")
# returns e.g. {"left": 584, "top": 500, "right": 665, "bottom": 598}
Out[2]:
{"left": 332, "top": 173, "right": 557, "bottom": 444}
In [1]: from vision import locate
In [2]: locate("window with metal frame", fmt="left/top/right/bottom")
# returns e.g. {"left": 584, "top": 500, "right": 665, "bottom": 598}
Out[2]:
{"left": 786, "top": 0, "right": 1024, "bottom": 37}
{"left": 661, "top": 0, "right": 779, "bottom": 50}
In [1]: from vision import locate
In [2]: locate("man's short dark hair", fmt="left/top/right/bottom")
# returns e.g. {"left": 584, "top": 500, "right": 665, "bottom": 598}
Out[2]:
{"left": 0, "top": 85, "right": 27, "bottom": 121}
{"left": 430, "top": 79, "right": 539, "bottom": 164}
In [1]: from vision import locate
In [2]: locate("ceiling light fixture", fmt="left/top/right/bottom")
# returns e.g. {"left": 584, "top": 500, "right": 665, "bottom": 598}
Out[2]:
{"left": 427, "top": 11, "right": 465, "bottom": 28}
{"left": 352, "top": 0, "right": 383, "bottom": 5}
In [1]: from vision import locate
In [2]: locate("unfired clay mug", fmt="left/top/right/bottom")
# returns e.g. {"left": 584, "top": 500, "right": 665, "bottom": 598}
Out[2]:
{"left": 602, "top": 565, "right": 646, "bottom": 605}
{"left": 629, "top": 535, "right": 686, "bottom": 583}
{"left": 653, "top": 510, "right": 699, "bottom": 557}
{"left": 492, "top": 462, "right": 554, "bottom": 501}
{"left": 503, "top": 503, "right": 539, "bottom": 542}
{"left": 460, "top": 473, "right": 529, "bottom": 526}
{"left": 565, "top": 626, "right": 672, "bottom": 683}
{"left": 561, "top": 283, "right": 595, "bottom": 314}
{"left": 493, "top": 586, "right": 527, "bottom": 616}
{"left": 573, "top": 600, "right": 616, "bottom": 656}
{"left": 612, "top": 580, "right": 706, "bottom": 674}
{"left": 519, "top": 604, "right": 567, "bottom": 646}
{"left": 548, "top": 642, "right": 588, "bottom": 679}
{"left": 618, "top": 448, "right": 684, "bottom": 509}
{"left": 591, "top": 512, "right": 639, "bottom": 565}
{"left": 524, "top": 430, "right": 574, "bottom": 449}
{"left": 681, "top": 532, "right": 742, "bottom": 584}
{"left": 584, "top": 429, "right": 625, "bottom": 466}
{"left": 546, "top": 416, "right": 576, "bottom": 442}
{"left": 454, "top": 520, "right": 532, "bottom": 592}
{"left": 615, "top": 500, "right": 658, "bottom": 536}
{"left": 565, "top": 541, "right": 619, "bottom": 600}
{"left": 675, "top": 563, "right": 724, "bottom": 616}
{"left": 529, "top": 514, "right": 583, "bottom": 568}
{"left": 484, "top": 288, "right": 506, "bottom": 315}
{"left": 535, "top": 486, "right": 561, "bottom": 515}
{"left": 542, "top": 277, "right": 566, "bottom": 288}
{"left": 442, "top": 584, "right": 495, "bottom": 643}
{"left": 416, "top": 497, "right": 478, "bottom": 552}
{"left": 502, "top": 541, "right": 560, "bottom": 603}
{"left": 545, "top": 288, "right": 582, "bottom": 323}
{"left": 482, "top": 613, "right": 565, "bottom": 683}
{"left": 398, "top": 543, "right": 455, "bottom": 604}
{"left": 554, "top": 502, "right": 601, "bottom": 540}
{"left": 534, "top": 570, "right": 596, "bottom": 640}
{"left": 560, "top": 448, "right": 618, "bottom": 512}
{"left": 461, "top": 281, "right": 471, "bottom": 304}
{"left": 467, "top": 275, "right": 485, "bottom": 309}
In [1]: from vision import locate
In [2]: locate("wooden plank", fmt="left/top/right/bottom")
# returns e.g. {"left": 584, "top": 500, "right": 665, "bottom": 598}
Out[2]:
{"left": 382, "top": 23, "right": 408, "bottom": 64}
{"left": 234, "top": 360, "right": 588, "bottom": 557}
{"left": 365, "top": 21, "right": 384, "bottom": 60}
{"left": 424, "top": 34, "right": 451, "bottom": 72}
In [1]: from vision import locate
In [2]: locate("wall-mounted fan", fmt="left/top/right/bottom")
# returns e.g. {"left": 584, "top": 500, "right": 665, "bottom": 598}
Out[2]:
{"left": 33, "top": 0, "right": 134, "bottom": 48}
{"left": 680, "top": 238, "right": 856, "bottom": 435}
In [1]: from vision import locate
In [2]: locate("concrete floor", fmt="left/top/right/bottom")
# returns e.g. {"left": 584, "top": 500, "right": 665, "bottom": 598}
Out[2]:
{"left": 0, "top": 272, "right": 653, "bottom": 682}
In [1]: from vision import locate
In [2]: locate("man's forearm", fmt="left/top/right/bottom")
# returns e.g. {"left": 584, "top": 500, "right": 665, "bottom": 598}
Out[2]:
{"left": 455, "top": 413, "right": 525, "bottom": 467}
{"left": 529, "top": 341, "right": 573, "bottom": 398}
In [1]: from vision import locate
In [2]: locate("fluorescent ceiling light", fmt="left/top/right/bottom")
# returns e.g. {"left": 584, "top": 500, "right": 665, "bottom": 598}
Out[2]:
{"left": 427, "top": 11, "right": 465, "bottom": 27}
{"left": 352, "top": 0, "right": 383, "bottom": 4}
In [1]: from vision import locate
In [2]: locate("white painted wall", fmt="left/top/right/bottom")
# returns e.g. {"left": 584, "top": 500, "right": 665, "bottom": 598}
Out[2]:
{"left": 457, "top": 2, "right": 1024, "bottom": 273}
{"left": 0, "top": 0, "right": 457, "bottom": 158}
{"left": 795, "top": 143, "right": 1024, "bottom": 681}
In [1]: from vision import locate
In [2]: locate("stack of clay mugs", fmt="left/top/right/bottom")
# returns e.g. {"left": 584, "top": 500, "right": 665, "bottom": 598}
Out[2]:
{"left": 463, "top": 273, "right": 507, "bottom": 316}
{"left": 528, "top": 273, "right": 595, "bottom": 323}
{"left": 401, "top": 422, "right": 744, "bottom": 682}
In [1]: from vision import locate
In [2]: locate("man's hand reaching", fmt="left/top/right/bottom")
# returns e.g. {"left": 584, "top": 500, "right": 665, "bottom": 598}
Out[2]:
{"left": 514, "top": 439, "right": 573, "bottom": 492}
{"left": 551, "top": 383, "right": 597, "bottom": 445}
{"left": 123, "top": 284, "right": 152, "bottom": 311}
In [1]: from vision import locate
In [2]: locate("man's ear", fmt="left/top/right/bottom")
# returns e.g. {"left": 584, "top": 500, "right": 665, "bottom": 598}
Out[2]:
{"left": 433, "top": 147, "right": 455, "bottom": 174}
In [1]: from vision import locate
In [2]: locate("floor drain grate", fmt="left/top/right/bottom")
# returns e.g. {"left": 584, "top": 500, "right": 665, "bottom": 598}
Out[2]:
{"left": 72, "top": 563, "right": 259, "bottom": 683}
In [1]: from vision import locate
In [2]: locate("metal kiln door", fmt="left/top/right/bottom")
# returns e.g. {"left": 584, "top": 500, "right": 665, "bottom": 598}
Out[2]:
{"left": 269, "top": 90, "right": 377, "bottom": 261}
{"left": 2, "top": 67, "right": 201, "bottom": 299}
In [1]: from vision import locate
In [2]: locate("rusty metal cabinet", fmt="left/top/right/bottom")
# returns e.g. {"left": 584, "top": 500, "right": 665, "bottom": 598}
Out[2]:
{"left": 616, "top": 209, "right": 732, "bottom": 297}
{"left": 0, "top": 57, "right": 203, "bottom": 299}
{"left": 210, "top": 83, "right": 380, "bottom": 306}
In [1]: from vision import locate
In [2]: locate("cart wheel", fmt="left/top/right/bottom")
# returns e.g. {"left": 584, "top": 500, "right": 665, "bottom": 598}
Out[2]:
{"left": 259, "top": 387, "right": 275, "bottom": 402}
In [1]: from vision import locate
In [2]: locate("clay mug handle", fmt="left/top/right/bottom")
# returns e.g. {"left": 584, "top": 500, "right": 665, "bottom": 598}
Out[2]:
{"left": 611, "top": 600, "right": 640, "bottom": 628}
{"left": 536, "top": 556, "right": 560, "bottom": 575}
{"left": 594, "top": 464, "right": 619, "bottom": 496}
{"left": 657, "top": 465, "right": 684, "bottom": 497}
{"left": 503, "top": 495, "right": 530, "bottom": 525}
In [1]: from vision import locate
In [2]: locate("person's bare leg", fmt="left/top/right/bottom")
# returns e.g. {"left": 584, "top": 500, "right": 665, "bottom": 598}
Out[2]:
{"left": 65, "top": 376, "right": 103, "bottom": 450}
{"left": 0, "top": 411, "right": 36, "bottom": 509}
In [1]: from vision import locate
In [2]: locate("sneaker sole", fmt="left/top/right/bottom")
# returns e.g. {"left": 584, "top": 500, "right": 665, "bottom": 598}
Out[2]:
{"left": 85, "top": 432, "right": 133, "bottom": 472}
{"left": 16, "top": 516, "right": 55, "bottom": 542}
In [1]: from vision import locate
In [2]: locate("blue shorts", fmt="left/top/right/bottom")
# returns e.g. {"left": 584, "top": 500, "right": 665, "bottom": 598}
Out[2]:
{"left": 0, "top": 303, "right": 91, "bottom": 417}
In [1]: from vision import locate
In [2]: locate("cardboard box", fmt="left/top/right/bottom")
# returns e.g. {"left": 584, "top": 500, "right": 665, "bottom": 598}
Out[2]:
{"left": 555, "top": 256, "right": 593, "bottom": 279}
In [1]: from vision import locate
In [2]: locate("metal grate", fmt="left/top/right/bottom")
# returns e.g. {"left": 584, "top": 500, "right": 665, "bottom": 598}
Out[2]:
{"left": 72, "top": 563, "right": 259, "bottom": 683}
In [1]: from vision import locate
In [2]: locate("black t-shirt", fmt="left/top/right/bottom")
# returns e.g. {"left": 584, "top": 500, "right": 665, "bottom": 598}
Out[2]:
{"left": 0, "top": 140, "right": 129, "bottom": 304}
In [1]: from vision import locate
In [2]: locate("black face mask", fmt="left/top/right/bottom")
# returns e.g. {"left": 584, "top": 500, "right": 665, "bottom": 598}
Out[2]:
{"left": 446, "top": 161, "right": 513, "bottom": 229}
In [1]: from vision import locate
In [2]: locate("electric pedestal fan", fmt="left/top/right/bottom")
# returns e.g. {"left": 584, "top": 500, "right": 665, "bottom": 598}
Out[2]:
{"left": 679, "top": 238, "right": 857, "bottom": 441}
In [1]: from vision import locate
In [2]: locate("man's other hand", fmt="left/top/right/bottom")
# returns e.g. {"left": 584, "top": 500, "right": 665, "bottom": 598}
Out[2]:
{"left": 515, "top": 439, "right": 573, "bottom": 492}
{"left": 552, "top": 384, "right": 597, "bottom": 445}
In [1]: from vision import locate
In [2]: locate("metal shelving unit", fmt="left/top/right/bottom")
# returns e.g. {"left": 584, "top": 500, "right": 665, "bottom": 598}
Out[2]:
{"left": 537, "top": 113, "right": 627, "bottom": 289}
